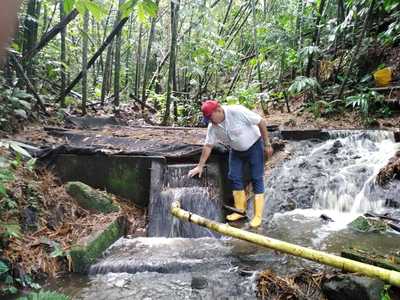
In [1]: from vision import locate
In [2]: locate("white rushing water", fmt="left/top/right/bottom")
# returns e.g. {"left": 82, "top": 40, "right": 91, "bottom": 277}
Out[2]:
{"left": 268, "top": 130, "right": 399, "bottom": 246}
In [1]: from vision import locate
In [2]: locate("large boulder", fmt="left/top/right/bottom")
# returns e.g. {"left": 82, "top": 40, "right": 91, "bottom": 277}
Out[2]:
{"left": 322, "top": 274, "right": 385, "bottom": 300}
{"left": 65, "top": 181, "right": 119, "bottom": 213}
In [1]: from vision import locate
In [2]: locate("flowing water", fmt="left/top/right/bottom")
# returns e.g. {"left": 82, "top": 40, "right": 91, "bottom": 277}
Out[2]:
{"left": 47, "top": 130, "right": 400, "bottom": 299}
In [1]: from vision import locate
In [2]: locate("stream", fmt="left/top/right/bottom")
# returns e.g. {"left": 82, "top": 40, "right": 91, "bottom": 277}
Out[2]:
{"left": 47, "top": 130, "right": 400, "bottom": 299}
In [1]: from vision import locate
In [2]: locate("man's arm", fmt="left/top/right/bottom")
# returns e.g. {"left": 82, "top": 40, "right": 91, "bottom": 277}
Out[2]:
{"left": 258, "top": 119, "right": 273, "bottom": 158}
{"left": 258, "top": 119, "right": 271, "bottom": 145}
{"left": 188, "top": 144, "right": 213, "bottom": 178}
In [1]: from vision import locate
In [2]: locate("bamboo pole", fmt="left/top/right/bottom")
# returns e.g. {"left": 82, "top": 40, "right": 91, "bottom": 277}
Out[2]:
{"left": 170, "top": 201, "right": 400, "bottom": 287}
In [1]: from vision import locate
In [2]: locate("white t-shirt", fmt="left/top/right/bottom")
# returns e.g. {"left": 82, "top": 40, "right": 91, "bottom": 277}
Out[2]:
{"left": 204, "top": 105, "right": 262, "bottom": 151}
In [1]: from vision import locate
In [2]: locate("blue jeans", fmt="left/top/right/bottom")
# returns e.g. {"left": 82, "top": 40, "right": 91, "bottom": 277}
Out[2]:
{"left": 228, "top": 138, "right": 265, "bottom": 194}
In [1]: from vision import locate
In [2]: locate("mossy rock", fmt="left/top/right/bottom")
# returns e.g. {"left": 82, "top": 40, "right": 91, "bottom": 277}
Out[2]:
{"left": 348, "top": 216, "right": 388, "bottom": 233}
{"left": 341, "top": 248, "right": 400, "bottom": 272}
{"left": 65, "top": 181, "right": 119, "bottom": 213}
{"left": 69, "top": 216, "right": 128, "bottom": 273}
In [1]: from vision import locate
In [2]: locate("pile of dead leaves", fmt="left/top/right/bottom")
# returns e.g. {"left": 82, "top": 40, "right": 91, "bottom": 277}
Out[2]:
{"left": 0, "top": 156, "right": 145, "bottom": 290}
{"left": 256, "top": 269, "right": 327, "bottom": 300}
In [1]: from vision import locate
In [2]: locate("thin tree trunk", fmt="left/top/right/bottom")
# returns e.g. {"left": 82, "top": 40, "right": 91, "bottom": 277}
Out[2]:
{"left": 219, "top": 0, "right": 233, "bottom": 35}
{"left": 114, "top": 0, "right": 124, "bottom": 111}
{"left": 141, "top": 0, "right": 160, "bottom": 108}
{"left": 336, "top": 0, "right": 376, "bottom": 100}
{"left": 305, "top": 0, "right": 326, "bottom": 78}
{"left": 82, "top": 10, "right": 90, "bottom": 115}
{"left": 58, "top": 17, "right": 130, "bottom": 102}
{"left": 43, "top": 1, "right": 58, "bottom": 35}
{"left": 163, "top": 0, "right": 180, "bottom": 125}
{"left": 125, "top": 17, "right": 134, "bottom": 87}
{"left": 60, "top": 0, "right": 67, "bottom": 107}
{"left": 22, "top": 9, "right": 79, "bottom": 62}
{"left": 135, "top": 24, "right": 143, "bottom": 97}
{"left": 22, "top": 0, "right": 40, "bottom": 84}
{"left": 101, "top": 41, "right": 114, "bottom": 105}
{"left": 9, "top": 53, "right": 47, "bottom": 114}
{"left": 251, "top": 0, "right": 262, "bottom": 93}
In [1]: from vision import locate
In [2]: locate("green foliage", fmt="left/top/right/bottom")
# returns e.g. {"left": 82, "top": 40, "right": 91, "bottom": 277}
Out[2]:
{"left": 0, "top": 261, "right": 9, "bottom": 275}
{"left": 65, "top": 0, "right": 107, "bottom": 21}
{"left": 50, "top": 243, "right": 65, "bottom": 258}
{"left": 380, "top": 284, "right": 391, "bottom": 300}
{"left": 345, "top": 89, "right": 386, "bottom": 121}
{"left": 0, "top": 223, "right": 22, "bottom": 239}
{"left": 0, "top": 87, "right": 34, "bottom": 132}
{"left": 226, "top": 85, "right": 259, "bottom": 109}
{"left": 288, "top": 76, "right": 320, "bottom": 96}
{"left": 306, "top": 99, "right": 344, "bottom": 118}
{"left": 18, "top": 290, "right": 70, "bottom": 300}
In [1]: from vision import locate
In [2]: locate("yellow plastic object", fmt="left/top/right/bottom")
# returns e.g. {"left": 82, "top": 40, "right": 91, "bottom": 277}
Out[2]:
{"left": 373, "top": 67, "right": 392, "bottom": 87}
{"left": 226, "top": 190, "right": 247, "bottom": 221}
{"left": 250, "top": 193, "right": 265, "bottom": 228}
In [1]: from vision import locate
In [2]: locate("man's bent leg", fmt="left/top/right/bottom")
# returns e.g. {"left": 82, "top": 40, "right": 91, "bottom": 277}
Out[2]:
{"left": 227, "top": 149, "right": 247, "bottom": 221}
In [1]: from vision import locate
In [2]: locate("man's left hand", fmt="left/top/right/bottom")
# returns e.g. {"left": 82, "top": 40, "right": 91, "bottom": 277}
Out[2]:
{"left": 265, "top": 146, "right": 273, "bottom": 159}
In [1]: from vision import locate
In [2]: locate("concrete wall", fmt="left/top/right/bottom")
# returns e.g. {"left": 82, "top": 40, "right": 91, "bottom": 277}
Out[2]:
{"left": 51, "top": 154, "right": 165, "bottom": 207}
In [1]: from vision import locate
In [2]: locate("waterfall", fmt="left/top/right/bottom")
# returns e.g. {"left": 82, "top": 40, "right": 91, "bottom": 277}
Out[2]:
{"left": 267, "top": 130, "right": 399, "bottom": 215}
{"left": 148, "top": 164, "right": 223, "bottom": 238}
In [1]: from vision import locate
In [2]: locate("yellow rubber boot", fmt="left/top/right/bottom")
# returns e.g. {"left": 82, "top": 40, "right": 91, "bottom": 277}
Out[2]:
{"left": 250, "top": 194, "right": 265, "bottom": 228}
{"left": 226, "top": 190, "right": 247, "bottom": 221}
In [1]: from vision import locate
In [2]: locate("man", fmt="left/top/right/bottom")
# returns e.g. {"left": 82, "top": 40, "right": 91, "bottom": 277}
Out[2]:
{"left": 188, "top": 100, "right": 273, "bottom": 228}
{"left": 0, "top": 0, "right": 21, "bottom": 61}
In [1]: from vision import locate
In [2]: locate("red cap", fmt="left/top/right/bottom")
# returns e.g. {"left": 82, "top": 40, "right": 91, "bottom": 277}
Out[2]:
{"left": 201, "top": 100, "right": 219, "bottom": 117}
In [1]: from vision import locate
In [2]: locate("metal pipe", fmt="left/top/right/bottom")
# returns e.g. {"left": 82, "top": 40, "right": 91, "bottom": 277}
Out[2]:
{"left": 171, "top": 201, "right": 400, "bottom": 287}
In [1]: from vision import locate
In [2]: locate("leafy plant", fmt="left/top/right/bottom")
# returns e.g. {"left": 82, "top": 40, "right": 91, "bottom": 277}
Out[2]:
{"left": 345, "top": 89, "right": 389, "bottom": 124}
{"left": 306, "top": 99, "right": 344, "bottom": 118}
{"left": 288, "top": 76, "right": 320, "bottom": 96}
{"left": 380, "top": 284, "right": 392, "bottom": 300}
{"left": 17, "top": 290, "right": 70, "bottom": 300}
{"left": 0, "top": 223, "right": 22, "bottom": 239}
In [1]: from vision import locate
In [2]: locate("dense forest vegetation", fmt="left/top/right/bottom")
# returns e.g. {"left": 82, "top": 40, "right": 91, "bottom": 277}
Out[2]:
{"left": 0, "top": 0, "right": 399, "bottom": 131}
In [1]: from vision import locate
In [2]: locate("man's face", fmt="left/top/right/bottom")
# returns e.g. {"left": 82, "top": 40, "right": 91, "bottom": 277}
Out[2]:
{"left": 0, "top": 0, "right": 21, "bottom": 61}
{"left": 210, "top": 106, "right": 225, "bottom": 124}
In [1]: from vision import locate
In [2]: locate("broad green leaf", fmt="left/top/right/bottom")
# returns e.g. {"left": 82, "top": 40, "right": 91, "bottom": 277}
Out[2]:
{"left": 64, "top": 0, "right": 76, "bottom": 13}
{"left": 84, "top": 0, "right": 107, "bottom": 21}
{"left": 142, "top": 0, "right": 158, "bottom": 17}
{"left": 0, "top": 261, "right": 9, "bottom": 274}
{"left": 75, "top": 0, "right": 87, "bottom": 15}
{"left": 136, "top": 2, "right": 147, "bottom": 24}
{"left": 121, "top": 0, "right": 139, "bottom": 19}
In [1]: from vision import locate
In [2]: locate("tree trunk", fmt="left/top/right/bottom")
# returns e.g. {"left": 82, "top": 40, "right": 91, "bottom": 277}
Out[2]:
{"left": 60, "top": 0, "right": 67, "bottom": 107}
{"left": 58, "top": 17, "right": 129, "bottom": 102}
{"left": 336, "top": 0, "right": 376, "bottom": 100}
{"left": 251, "top": 0, "right": 262, "bottom": 93}
{"left": 100, "top": 41, "right": 114, "bottom": 105}
{"left": 134, "top": 24, "right": 143, "bottom": 97}
{"left": 22, "top": 0, "right": 40, "bottom": 84}
{"left": 22, "top": 9, "right": 79, "bottom": 62}
{"left": 114, "top": 0, "right": 124, "bottom": 111}
{"left": 82, "top": 10, "right": 90, "bottom": 115}
{"left": 162, "top": 0, "right": 180, "bottom": 125}
{"left": 141, "top": 0, "right": 160, "bottom": 109}
{"left": 305, "top": 0, "right": 326, "bottom": 78}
